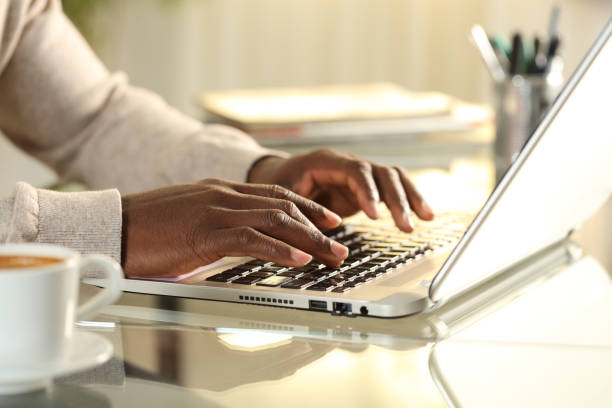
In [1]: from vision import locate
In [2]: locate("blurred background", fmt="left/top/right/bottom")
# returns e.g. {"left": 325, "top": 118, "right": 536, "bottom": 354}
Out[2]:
{"left": 2, "top": 0, "right": 611, "bottom": 193}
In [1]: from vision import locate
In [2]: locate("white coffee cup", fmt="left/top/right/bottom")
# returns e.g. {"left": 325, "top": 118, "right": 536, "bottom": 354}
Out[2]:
{"left": 0, "top": 243, "right": 122, "bottom": 370}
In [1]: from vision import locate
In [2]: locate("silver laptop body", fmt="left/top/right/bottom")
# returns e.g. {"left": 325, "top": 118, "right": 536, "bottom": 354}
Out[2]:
{"left": 87, "top": 19, "right": 612, "bottom": 318}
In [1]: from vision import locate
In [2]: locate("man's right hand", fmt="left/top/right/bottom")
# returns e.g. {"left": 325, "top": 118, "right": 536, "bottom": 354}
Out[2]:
{"left": 121, "top": 179, "right": 349, "bottom": 279}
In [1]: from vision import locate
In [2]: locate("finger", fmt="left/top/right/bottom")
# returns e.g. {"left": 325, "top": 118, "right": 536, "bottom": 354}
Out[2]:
{"left": 373, "top": 166, "right": 414, "bottom": 232}
{"left": 235, "top": 183, "right": 342, "bottom": 229}
{"left": 304, "top": 158, "right": 380, "bottom": 219}
{"left": 313, "top": 187, "right": 361, "bottom": 218}
{"left": 395, "top": 167, "right": 434, "bottom": 220}
{"left": 224, "top": 209, "right": 348, "bottom": 266}
{"left": 339, "top": 159, "right": 380, "bottom": 219}
{"left": 201, "top": 227, "right": 311, "bottom": 268}
{"left": 228, "top": 193, "right": 318, "bottom": 230}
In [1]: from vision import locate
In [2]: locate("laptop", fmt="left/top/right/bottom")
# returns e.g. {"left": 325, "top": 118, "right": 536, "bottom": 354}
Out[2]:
{"left": 86, "top": 19, "right": 612, "bottom": 318}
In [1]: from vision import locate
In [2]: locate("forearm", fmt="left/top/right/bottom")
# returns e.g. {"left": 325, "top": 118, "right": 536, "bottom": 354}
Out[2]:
{"left": 0, "top": 182, "right": 122, "bottom": 269}
{"left": 61, "top": 83, "right": 287, "bottom": 193}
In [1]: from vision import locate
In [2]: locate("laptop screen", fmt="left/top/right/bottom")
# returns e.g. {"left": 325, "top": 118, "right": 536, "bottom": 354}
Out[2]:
{"left": 430, "top": 19, "right": 612, "bottom": 302}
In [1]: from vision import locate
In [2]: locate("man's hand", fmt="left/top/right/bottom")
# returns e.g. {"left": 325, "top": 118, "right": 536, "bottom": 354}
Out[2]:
{"left": 248, "top": 149, "right": 434, "bottom": 232}
{"left": 121, "top": 179, "right": 348, "bottom": 279}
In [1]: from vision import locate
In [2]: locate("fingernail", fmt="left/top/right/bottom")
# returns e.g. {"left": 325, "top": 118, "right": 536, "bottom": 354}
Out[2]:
{"left": 422, "top": 201, "right": 434, "bottom": 217}
{"left": 325, "top": 210, "right": 342, "bottom": 225}
{"left": 369, "top": 201, "right": 380, "bottom": 219}
{"left": 330, "top": 241, "right": 349, "bottom": 259}
{"left": 291, "top": 250, "right": 312, "bottom": 265}
{"left": 403, "top": 212, "right": 415, "bottom": 230}
{"left": 372, "top": 190, "right": 380, "bottom": 203}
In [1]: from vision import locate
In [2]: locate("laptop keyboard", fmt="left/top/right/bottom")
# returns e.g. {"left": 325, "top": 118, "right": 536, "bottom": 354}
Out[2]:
{"left": 206, "top": 212, "right": 470, "bottom": 294}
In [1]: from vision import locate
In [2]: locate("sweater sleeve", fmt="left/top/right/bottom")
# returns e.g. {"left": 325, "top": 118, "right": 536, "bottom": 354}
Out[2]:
{"left": 0, "top": 182, "right": 122, "bottom": 264}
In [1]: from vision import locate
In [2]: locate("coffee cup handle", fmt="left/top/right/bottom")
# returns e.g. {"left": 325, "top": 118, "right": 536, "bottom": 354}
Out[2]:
{"left": 76, "top": 255, "right": 123, "bottom": 321}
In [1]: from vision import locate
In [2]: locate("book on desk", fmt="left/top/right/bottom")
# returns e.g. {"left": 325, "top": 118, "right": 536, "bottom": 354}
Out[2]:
{"left": 198, "top": 82, "right": 492, "bottom": 146}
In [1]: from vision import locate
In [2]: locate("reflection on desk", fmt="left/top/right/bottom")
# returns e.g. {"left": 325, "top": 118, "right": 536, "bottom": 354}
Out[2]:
{"left": 11, "top": 245, "right": 603, "bottom": 408}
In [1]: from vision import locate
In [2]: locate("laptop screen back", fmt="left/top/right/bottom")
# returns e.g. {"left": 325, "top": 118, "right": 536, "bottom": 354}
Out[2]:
{"left": 429, "top": 19, "right": 612, "bottom": 303}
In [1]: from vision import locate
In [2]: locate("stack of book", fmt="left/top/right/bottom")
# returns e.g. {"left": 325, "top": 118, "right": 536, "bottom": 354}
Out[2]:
{"left": 199, "top": 83, "right": 491, "bottom": 146}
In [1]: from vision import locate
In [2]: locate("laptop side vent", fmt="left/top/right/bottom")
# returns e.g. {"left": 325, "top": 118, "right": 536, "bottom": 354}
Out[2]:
{"left": 238, "top": 295, "right": 293, "bottom": 305}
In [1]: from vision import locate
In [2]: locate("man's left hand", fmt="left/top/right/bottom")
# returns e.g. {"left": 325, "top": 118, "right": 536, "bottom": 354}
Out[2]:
{"left": 248, "top": 149, "right": 434, "bottom": 232}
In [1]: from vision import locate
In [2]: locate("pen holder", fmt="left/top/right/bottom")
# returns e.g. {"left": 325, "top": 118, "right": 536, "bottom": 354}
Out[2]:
{"left": 494, "top": 74, "right": 561, "bottom": 181}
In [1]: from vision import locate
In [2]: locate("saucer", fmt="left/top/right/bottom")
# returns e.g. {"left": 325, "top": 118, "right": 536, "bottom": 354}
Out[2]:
{"left": 0, "top": 332, "right": 113, "bottom": 395}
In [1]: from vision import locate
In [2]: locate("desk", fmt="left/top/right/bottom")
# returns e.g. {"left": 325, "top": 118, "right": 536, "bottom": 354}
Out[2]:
{"left": 3, "top": 143, "right": 611, "bottom": 408}
{"left": 2, "top": 249, "right": 606, "bottom": 408}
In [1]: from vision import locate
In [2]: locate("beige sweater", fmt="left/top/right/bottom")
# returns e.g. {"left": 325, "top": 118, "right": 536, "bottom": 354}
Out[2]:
{"left": 0, "top": 0, "right": 283, "bottom": 263}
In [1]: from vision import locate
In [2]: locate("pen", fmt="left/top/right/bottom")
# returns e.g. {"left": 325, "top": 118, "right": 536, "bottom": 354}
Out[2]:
{"left": 509, "top": 33, "right": 525, "bottom": 75}
{"left": 544, "top": 5, "right": 562, "bottom": 73}
{"left": 527, "top": 36, "right": 540, "bottom": 74}
{"left": 545, "top": 37, "right": 561, "bottom": 72}
{"left": 548, "top": 5, "right": 561, "bottom": 39}
{"left": 533, "top": 36, "right": 549, "bottom": 74}
{"left": 471, "top": 25, "right": 506, "bottom": 82}
{"left": 492, "top": 34, "right": 512, "bottom": 60}
{"left": 491, "top": 38, "right": 510, "bottom": 73}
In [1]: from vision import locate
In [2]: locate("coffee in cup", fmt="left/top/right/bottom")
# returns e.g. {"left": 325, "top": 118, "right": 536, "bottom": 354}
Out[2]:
{"left": 0, "top": 255, "right": 62, "bottom": 269}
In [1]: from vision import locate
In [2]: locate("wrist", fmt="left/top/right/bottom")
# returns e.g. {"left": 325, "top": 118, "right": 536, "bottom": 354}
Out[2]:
{"left": 247, "top": 155, "right": 286, "bottom": 184}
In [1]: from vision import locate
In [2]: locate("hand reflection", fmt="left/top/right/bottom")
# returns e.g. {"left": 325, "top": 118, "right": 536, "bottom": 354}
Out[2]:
{"left": 121, "top": 326, "right": 367, "bottom": 392}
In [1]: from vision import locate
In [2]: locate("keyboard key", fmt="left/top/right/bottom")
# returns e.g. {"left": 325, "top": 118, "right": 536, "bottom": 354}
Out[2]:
{"left": 343, "top": 270, "right": 363, "bottom": 279}
{"left": 342, "top": 255, "right": 367, "bottom": 267}
{"left": 309, "top": 262, "right": 326, "bottom": 270}
{"left": 348, "top": 240, "right": 371, "bottom": 253}
{"left": 323, "top": 225, "right": 354, "bottom": 239}
{"left": 332, "top": 273, "right": 351, "bottom": 281}
{"left": 364, "top": 270, "right": 384, "bottom": 279}
{"left": 348, "top": 278, "right": 367, "bottom": 286}
{"left": 385, "top": 260, "right": 401, "bottom": 269}
{"left": 359, "top": 262, "right": 383, "bottom": 271}
{"left": 385, "top": 251, "right": 411, "bottom": 258}
{"left": 310, "top": 277, "right": 342, "bottom": 291}
{"left": 222, "top": 267, "right": 249, "bottom": 276}
{"left": 332, "top": 286, "right": 351, "bottom": 293}
{"left": 364, "top": 258, "right": 390, "bottom": 267}
{"left": 300, "top": 273, "right": 325, "bottom": 281}
{"left": 260, "top": 266, "right": 288, "bottom": 274}
{"left": 248, "top": 271, "right": 275, "bottom": 279}
{"left": 347, "top": 266, "right": 372, "bottom": 275}
{"left": 343, "top": 232, "right": 363, "bottom": 243}
{"left": 291, "top": 265, "right": 322, "bottom": 274}
{"left": 244, "top": 259, "right": 273, "bottom": 267}
{"left": 278, "top": 270, "right": 305, "bottom": 278}
{"left": 361, "top": 236, "right": 387, "bottom": 244}
{"left": 206, "top": 273, "right": 236, "bottom": 283}
{"left": 377, "top": 254, "right": 400, "bottom": 263}
{"left": 307, "top": 281, "right": 336, "bottom": 291}
{"left": 322, "top": 225, "right": 344, "bottom": 238}
{"left": 232, "top": 275, "right": 266, "bottom": 285}
{"left": 281, "top": 278, "right": 316, "bottom": 290}
{"left": 326, "top": 276, "right": 346, "bottom": 286}
{"left": 232, "top": 264, "right": 260, "bottom": 272}
{"left": 363, "top": 248, "right": 382, "bottom": 258}
{"left": 315, "top": 265, "right": 344, "bottom": 276}
{"left": 256, "top": 275, "right": 293, "bottom": 287}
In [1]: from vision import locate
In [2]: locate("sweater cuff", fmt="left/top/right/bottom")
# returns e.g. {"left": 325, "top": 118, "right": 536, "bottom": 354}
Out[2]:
{"left": 243, "top": 150, "right": 290, "bottom": 182}
{"left": 36, "top": 186, "right": 122, "bottom": 264}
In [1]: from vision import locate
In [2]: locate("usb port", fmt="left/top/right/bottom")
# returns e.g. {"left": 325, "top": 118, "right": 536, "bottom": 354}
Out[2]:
{"left": 309, "top": 300, "right": 327, "bottom": 311}
{"left": 332, "top": 302, "right": 352, "bottom": 315}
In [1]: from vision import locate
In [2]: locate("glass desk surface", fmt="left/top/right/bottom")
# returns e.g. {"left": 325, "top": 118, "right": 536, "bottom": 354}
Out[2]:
{"left": 3, "top": 249, "right": 606, "bottom": 408}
